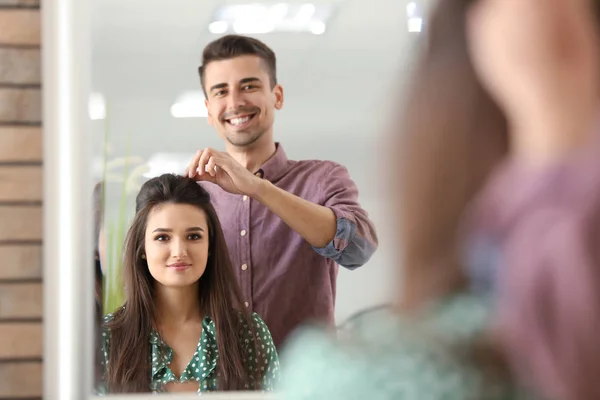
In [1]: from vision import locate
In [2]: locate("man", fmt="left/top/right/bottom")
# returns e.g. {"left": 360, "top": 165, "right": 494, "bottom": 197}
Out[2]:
{"left": 184, "top": 34, "right": 378, "bottom": 348}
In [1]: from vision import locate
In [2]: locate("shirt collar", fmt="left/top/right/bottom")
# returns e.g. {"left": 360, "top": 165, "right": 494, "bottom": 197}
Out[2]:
{"left": 255, "top": 142, "right": 290, "bottom": 182}
{"left": 150, "top": 316, "right": 219, "bottom": 384}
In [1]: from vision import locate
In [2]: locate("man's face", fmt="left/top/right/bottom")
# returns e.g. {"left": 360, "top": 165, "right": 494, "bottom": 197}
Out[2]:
{"left": 203, "top": 55, "right": 284, "bottom": 148}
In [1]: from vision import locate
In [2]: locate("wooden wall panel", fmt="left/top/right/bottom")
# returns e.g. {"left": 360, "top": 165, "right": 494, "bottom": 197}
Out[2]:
{"left": 0, "top": 166, "right": 42, "bottom": 202}
{"left": 0, "top": 206, "right": 42, "bottom": 241}
{"left": 0, "top": 126, "right": 42, "bottom": 162}
{"left": 0, "top": 283, "right": 43, "bottom": 319}
{"left": 0, "top": 10, "right": 40, "bottom": 46}
{"left": 0, "top": 363, "right": 42, "bottom": 397}
{"left": 0, "top": 3, "right": 43, "bottom": 398}
{"left": 0, "top": 323, "right": 42, "bottom": 358}
{"left": 0, "top": 245, "right": 41, "bottom": 279}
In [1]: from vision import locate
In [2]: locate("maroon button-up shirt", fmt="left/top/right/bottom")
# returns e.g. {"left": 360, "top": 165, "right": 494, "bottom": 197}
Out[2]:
{"left": 201, "top": 144, "right": 378, "bottom": 348}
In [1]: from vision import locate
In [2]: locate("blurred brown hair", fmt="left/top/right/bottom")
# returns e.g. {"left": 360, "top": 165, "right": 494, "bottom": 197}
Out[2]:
{"left": 93, "top": 182, "right": 104, "bottom": 308}
{"left": 396, "top": 1, "right": 600, "bottom": 399}
{"left": 396, "top": 0, "right": 508, "bottom": 311}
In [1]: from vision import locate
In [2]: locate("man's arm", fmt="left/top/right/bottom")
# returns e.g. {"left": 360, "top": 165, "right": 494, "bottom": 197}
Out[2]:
{"left": 254, "top": 180, "right": 338, "bottom": 248}
{"left": 254, "top": 163, "right": 378, "bottom": 269}
{"left": 185, "top": 149, "right": 378, "bottom": 268}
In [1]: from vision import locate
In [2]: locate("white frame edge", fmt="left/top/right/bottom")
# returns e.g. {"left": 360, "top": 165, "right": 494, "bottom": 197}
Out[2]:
{"left": 42, "top": 0, "right": 93, "bottom": 398}
{"left": 101, "top": 394, "right": 279, "bottom": 400}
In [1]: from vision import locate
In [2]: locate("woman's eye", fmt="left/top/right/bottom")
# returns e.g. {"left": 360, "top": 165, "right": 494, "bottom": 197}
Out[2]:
{"left": 155, "top": 235, "right": 169, "bottom": 241}
{"left": 188, "top": 234, "right": 202, "bottom": 240}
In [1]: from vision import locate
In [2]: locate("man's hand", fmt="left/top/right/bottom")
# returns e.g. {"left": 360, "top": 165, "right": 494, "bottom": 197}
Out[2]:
{"left": 184, "top": 148, "right": 265, "bottom": 197}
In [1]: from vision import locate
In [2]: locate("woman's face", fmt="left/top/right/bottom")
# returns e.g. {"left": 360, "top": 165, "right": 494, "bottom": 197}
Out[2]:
{"left": 143, "top": 203, "right": 210, "bottom": 288}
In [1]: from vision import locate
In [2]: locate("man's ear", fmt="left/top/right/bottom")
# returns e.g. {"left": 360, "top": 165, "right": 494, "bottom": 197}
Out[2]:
{"left": 273, "top": 84, "right": 284, "bottom": 110}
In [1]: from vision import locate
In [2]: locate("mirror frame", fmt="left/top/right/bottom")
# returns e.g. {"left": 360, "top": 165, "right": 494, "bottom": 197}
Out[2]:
{"left": 42, "top": 0, "right": 277, "bottom": 398}
{"left": 43, "top": 0, "right": 94, "bottom": 397}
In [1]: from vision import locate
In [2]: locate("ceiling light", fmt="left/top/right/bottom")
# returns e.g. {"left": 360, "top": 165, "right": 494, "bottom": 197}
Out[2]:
{"left": 407, "top": 17, "right": 422, "bottom": 33}
{"left": 233, "top": 20, "right": 275, "bottom": 34}
{"left": 143, "top": 153, "right": 196, "bottom": 178}
{"left": 309, "top": 21, "right": 326, "bottom": 35}
{"left": 170, "top": 91, "right": 208, "bottom": 118}
{"left": 88, "top": 92, "right": 106, "bottom": 120}
{"left": 296, "top": 3, "right": 316, "bottom": 22}
{"left": 208, "top": 21, "right": 229, "bottom": 34}
{"left": 406, "top": 1, "right": 424, "bottom": 33}
{"left": 209, "top": 3, "right": 332, "bottom": 35}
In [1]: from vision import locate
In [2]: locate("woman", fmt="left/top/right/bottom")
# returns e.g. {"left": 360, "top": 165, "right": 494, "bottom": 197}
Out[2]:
{"left": 99, "top": 173, "right": 280, "bottom": 394}
{"left": 280, "top": 0, "right": 600, "bottom": 399}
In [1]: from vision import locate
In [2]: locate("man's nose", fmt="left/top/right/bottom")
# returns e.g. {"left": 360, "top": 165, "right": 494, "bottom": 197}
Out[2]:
{"left": 227, "top": 89, "right": 246, "bottom": 110}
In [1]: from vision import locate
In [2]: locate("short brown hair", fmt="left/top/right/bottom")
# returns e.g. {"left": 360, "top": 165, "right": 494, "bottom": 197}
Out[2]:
{"left": 198, "top": 34, "right": 277, "bottom": 96}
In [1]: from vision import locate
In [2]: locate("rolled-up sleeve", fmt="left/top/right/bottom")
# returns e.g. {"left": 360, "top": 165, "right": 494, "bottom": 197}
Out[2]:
{"left": 312, "top": 163, "right": 378, "bottom": 269}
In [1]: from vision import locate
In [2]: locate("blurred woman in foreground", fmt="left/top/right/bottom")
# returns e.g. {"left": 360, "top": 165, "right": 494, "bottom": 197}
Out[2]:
{"left": 280, "top": 0, "right": 600, "bottom": 399}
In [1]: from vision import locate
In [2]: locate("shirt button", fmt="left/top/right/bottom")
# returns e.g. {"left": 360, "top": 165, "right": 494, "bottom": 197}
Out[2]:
{"left": 240, "top": 229, "right": 247, "bottom": 237}
{"left": 242, "top": 195, "right": 248, "bottom": 201}
{"left": 244, "top": 302, "right": 249, "bottom": 307}
{"left": 241, "top": 263, "right": 248, "bottom": 271}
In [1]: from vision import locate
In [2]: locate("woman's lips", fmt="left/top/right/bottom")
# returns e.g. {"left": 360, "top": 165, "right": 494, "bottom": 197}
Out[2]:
{"left": 168, "top": 262, "right": 191, "bottom": 271}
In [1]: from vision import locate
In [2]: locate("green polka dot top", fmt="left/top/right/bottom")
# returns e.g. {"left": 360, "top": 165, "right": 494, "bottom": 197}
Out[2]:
{"left": 98, "top": 311, "right": 280, "bottom": 394}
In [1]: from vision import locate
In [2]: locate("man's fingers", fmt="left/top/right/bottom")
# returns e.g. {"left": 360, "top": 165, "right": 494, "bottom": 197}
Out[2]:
{"left": 187, "top": 149, "right": 203, "bottom": 178}
{"left": 195, "top": 171, "right": 217, "bottom": 184}
{"left": 185, "top": 148, "right": 230, "bottom": 180}
{"left": 197, "top": 149, "right": 214, "bottom": 176}
{"left": 206, "top": 156, "right": 218, "bottom": 177}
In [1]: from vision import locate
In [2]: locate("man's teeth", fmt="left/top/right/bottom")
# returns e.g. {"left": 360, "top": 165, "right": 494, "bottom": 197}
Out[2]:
{"left": 229, "top": 116, "right": 251, "bottom": 126}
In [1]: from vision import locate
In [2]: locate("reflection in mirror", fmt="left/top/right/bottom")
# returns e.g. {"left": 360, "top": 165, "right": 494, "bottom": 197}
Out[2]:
{"left": 91, "top": 0, "right": 415, "bottom": 395}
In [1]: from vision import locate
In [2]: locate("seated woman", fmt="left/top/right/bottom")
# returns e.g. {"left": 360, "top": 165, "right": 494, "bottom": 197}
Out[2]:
{"left": 98, "top": 173, "right": 279, "bottom": 394}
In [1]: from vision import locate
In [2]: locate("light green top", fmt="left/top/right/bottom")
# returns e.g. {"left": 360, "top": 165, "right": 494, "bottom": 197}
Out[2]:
{"left": 279, "top": 294, "right": 534, "bottom": 400}
{"left": 99, "top": 311, "right": 280, "bottom": 394}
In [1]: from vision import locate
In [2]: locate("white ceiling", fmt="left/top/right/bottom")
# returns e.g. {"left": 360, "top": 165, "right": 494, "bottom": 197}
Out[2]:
{"left": 90, "top": 0, "right": 421, "bottom": 167}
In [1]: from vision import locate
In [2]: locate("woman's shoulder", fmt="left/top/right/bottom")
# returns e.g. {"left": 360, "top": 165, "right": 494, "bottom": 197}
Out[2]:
{"left": 103, "top": 312, "right": 116, "bottom": 324}
{"left": 101, "top": 306, "right": 126, "bottom": 334}
{"left": 279, "top": 294, "right": 526, "bottom": 400}
{"left": 249, "top": 312, "right": 270, "bottom": 334}
{"left": 237, "top": 312, "right": 270, "bottom": 334}
{"left": 102, "top": 306, "right": 125, "bottom": 323}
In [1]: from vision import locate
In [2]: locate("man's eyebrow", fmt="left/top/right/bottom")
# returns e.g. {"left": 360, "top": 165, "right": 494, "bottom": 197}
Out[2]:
{"left": 239, "top": 77, "right": 261, "bottom": 85}
{"left": 209, "top": 82, "right": 228, "bottom": 92}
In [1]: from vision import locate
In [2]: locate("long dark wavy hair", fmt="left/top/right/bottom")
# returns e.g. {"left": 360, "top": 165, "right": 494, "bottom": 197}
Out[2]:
{"left": 104, "top": 174, "right": 261, "bottom": 392}
{"left": 93, "top": 182, "right": 104, "bottom": 309}
{"left": 92, "top": 181, "right": 105, "bottom": 389}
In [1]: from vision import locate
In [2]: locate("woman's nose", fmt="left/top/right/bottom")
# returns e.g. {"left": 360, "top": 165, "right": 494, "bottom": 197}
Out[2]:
{"left": 171, "top": 238, "right": 187, "bottom": 258}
